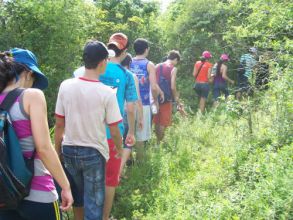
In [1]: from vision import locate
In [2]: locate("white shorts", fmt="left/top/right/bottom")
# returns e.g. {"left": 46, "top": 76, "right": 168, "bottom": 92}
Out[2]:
{"left": 135, "top": 105, "right": 152, "bottom": 142}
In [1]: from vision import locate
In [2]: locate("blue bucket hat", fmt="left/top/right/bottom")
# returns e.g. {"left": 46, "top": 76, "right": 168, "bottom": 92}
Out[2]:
{"left": 10, "top": 48, "right": 48, "bottom": 90}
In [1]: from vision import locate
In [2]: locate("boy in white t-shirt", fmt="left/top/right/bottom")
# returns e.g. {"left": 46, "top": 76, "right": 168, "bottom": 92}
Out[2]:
{"left": 54, "top": 40, "right": 122, "bottom": 220}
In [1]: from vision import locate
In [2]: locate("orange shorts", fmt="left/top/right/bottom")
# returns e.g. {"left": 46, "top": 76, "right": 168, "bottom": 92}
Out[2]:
{"left": 153, "top": 102, "right": 172, "bottom": 127}
{"left": 105, "top": 139, "right": 121, "bottom": 187}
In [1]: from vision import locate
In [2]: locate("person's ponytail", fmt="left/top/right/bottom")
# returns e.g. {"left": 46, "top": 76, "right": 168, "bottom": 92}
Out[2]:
{"left": 216, "top": 60, "right": 223, "bottom": 76}
{"left": 0, "top": 52, "right": 16, "bottom": 93}
{"left": 0, "top": 51, "right": 28, "bottom": 93}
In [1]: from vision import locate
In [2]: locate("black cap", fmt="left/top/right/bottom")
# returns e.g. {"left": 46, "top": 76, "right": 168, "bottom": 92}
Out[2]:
{"left": 83, "top": 41, "right": 115, "bottom": 68}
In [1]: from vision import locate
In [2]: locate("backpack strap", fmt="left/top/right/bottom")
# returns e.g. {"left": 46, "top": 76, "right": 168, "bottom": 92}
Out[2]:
{"left": 159, "top": 64, "right": 163, "bottom": 78}
{"left": 195, "top": 62, "right": 205, "bottom": 80}
{"left": 0, "top": 88, "right": 35, "bottom": 160}
{"left": 0, "top": 88, "right": 24, "bottom": 111}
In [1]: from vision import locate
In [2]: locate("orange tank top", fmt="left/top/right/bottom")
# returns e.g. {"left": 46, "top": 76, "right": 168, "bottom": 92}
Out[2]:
{"left": 194, "top": 61, "right": 212, "bottom": 83}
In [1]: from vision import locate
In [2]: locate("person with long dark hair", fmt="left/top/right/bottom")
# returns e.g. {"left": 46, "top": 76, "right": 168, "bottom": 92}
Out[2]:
{"left": 0, "top": 48, "right": 73, "bottom": 220}
{"left": 211, "top": 54, "right": 234, "bottom": 107}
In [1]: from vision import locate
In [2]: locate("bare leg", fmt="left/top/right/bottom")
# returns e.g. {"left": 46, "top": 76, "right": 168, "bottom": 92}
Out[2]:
{"left": 103, "top": 186, "right": 116, "bottom": 220}
{"left": 155, "top": 124, "right": 166, "bottom": 144}
{"left": 213, "top": 100, "right": 219, "bottom": 108}
{"left": 119, "top": 148, "right": 132, "bottom": 176}
{"left": 199, "top": 97, "right": 206, "bottom": 113}
{"left": 155, "top": 124, "right": 161, "bottom": 144}
{"left": 134, "top": 141, "right": 145, "bottom": 163}
{"left": 73, "top": 207, "right": 84, "bottom": 220}
{"left": 236, "top": 91, "right": 241, "bottom": 100}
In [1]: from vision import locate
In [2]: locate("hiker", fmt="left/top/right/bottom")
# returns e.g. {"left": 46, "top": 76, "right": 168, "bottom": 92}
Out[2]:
{"left": 72, "top": 34, "right": 138, "bottom": 220}
{"left": 120, "top": 53, "right": 143, "bottom": 176}
{"left": 211, "top": 54, "right": 235, "bottom": 107}
{"left": 153, "top": 50, "right": 182, "bottom": 143}
{"left": 99, "top": 33, "right": 138, "bottom": 220}
{"left": 255, "top": 49, "right": 272, "bottom": 91}
{"left": 0, "top": 48, "right": 73, "bottom": 220}
{"left": 192, "top": 51, "right": 213, "bottom": 113}
{"left": 236, "top": 47, "right": 257, "bottom": 100}
{"left": 130, "top": 38, "right": 164, "bottom": 161}
{"left": 54, "top": 41, "right": 123, "bottom": 220}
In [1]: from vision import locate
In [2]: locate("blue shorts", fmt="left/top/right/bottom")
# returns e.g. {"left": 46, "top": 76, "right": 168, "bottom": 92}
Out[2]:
{"left": 194, "top": 83, "right": 210, "bottom": 99}
{"left": 213, "top": 82, "right": 229, "bottom": 100}
{"left": 62, "top": 146, "right": 105, "bottom": 220}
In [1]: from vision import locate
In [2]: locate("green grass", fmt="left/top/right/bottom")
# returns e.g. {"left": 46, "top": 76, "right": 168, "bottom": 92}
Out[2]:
{"left": 112, "top": 98, "right": 293, "bottom": 219}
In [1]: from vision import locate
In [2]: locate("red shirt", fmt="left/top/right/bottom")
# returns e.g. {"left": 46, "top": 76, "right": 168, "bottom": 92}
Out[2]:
{"left": 156, "top": 62, "right": 174, "bottom": 82}
{"left": 194, "top": 61, "right": 212, "bottom": 83}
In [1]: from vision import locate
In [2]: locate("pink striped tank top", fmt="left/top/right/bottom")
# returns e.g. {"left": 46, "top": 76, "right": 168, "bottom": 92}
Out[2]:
{"left": 0, "top": 90, "right": 58, "bottom": 203}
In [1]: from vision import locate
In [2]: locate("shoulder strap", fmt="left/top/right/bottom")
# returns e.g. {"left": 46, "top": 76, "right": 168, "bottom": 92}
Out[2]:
{"left": 146, "top": 60, "right": 150, "bottom": 77}
{"left": 195, "top": 62, "right": 205, "bottom": 80}
{"left": 0, "top": 88, "right": 24, "bottom": 111}
{"left": 160, "top": 64, "right": 163, "bottom": 76}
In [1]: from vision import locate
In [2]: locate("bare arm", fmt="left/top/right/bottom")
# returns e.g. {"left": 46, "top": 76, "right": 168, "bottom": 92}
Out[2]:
{"left": 126, "top": 102, "right": 136, "bottom": 145}
{"left": 171, "top": 67, "right": 179, "bottom": 102}
{"left": 136, "top": 100, "right": 143, "bottom": 130}
{"left": 221, "top": 65, "right": 234, "bottom": 84}
{"left": 208, "top": 66, "right": 212, "bottom": 82}
{"left": 192, "top": 64, "right": 198, "bottom": 78}
{"left": 109, "top": 124, "right": 123, "bottom": 157}
{"left": 54, "top": 116, "right": 65, "bottom": 156}
{"left": 133, "top": 74, "right": 143, "bottom": 130}
{"left": 148, "top": 62, "right": 164, "bottom": 102}
{"left": 24, "top": 89, "right": 72, "bottom": 210}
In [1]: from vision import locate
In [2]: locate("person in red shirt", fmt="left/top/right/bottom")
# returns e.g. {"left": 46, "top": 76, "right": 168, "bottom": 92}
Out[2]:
{"left": 154, "top": 50, "right": 181, "bottom": 143}
{"left": 192, "top": 51, "right": 213, "bottom": 113}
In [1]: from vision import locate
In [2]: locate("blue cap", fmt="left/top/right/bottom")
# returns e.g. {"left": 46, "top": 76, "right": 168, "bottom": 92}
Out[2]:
{"left": 10, "top": 48, "right": 48, "bottom": 90}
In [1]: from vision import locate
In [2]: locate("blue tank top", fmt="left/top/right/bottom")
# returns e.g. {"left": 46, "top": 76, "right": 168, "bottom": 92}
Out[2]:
{"left": 130, "top": 58, "right": 150, "bottom": 105}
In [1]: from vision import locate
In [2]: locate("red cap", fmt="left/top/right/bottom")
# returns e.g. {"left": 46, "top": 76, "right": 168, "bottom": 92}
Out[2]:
{"left": 108, "top": 33, "right": 128, "bottom": 50}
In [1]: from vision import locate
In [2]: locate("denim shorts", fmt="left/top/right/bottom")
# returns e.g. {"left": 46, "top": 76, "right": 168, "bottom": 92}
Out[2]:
{"left": 62, "top": 146, "right": 105, "bottom": 220}
{"left": 194, "top": 82, "right": 210, "bottom": 99}
{"left": 213, "top": 82, "right": 229, "bottom": 100}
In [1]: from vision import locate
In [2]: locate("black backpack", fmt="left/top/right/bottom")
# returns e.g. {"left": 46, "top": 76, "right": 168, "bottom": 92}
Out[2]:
{"left": 237, "top": 59, "right": 246, "bottom": 76}
{"left": 158, "top": 64, "right": 172, "bottom": 104}
{"left": 0, "top": 88, "right": 35, "bottom": 210}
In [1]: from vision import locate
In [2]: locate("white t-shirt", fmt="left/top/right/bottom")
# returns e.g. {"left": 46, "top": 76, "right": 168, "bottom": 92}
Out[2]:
{"left": 55, "top": 77, "right": 122, "bottom": 160}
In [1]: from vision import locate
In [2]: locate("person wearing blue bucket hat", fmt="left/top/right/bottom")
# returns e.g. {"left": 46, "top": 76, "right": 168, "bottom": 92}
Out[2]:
{"left": 10, "top": 48, "right": 48, "bottom": 90}
{"left": 0, "top": 49, "right": 73, "bottom": 219}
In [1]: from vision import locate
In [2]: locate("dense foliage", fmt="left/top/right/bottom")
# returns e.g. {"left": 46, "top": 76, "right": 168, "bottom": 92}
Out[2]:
{"left": 113, "top": 0, "right": 293, "bottom": 219}
{"left": 0, "top": 0, "right": 292, "bottom": 219}
{"left": 0, "top": 0, "right": 162, "bottom": 124}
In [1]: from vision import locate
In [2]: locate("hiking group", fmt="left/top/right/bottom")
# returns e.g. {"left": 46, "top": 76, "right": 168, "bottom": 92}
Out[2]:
{"left": 0, "top": 31, "right": 267, "bottom": 220}
{"left": 192, "top": 47, "right": 264, "bottom": 113}
{"left": 0, "top": 33, "right": 182, "bottom": 220}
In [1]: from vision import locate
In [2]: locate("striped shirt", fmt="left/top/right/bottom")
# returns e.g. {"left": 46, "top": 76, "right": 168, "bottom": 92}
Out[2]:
{"left": 240, "top": 54, "right": 257, "bottom": 78}
{"left": 0, "top": 91, "right": 58, "bottom": 203}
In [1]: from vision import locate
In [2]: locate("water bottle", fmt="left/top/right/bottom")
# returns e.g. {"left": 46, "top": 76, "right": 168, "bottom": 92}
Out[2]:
{"left": 151, "top": 103, "right": 158, "bottom": 115}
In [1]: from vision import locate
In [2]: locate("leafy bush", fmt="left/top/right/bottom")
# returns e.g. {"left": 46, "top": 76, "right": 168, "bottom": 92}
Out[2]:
{"left": 114, "top": 103, "right": 292, "bottom": 219}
